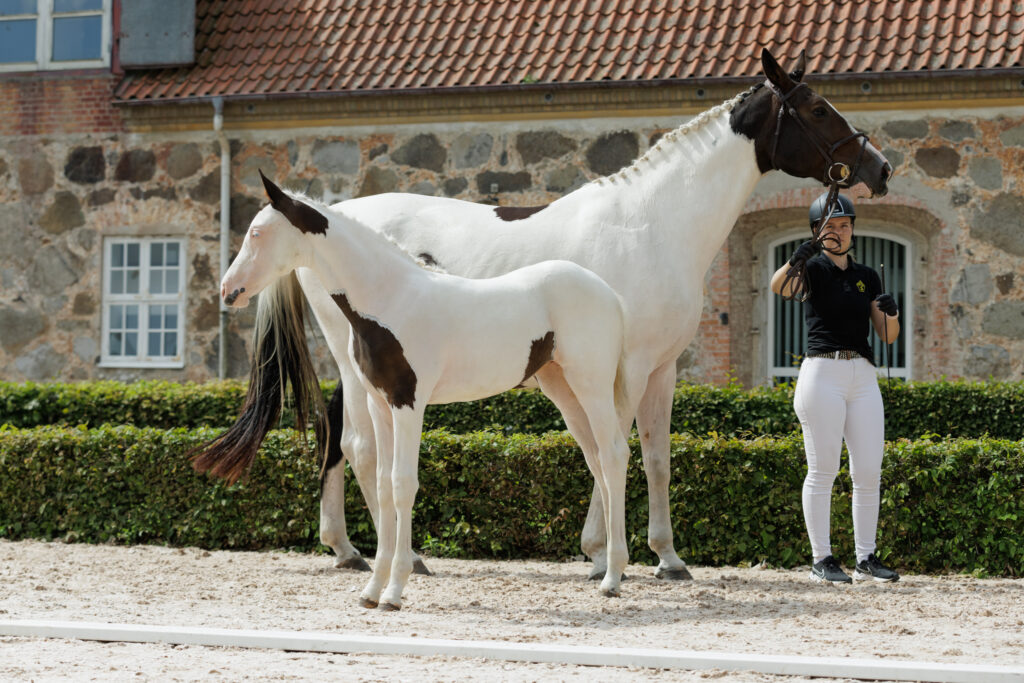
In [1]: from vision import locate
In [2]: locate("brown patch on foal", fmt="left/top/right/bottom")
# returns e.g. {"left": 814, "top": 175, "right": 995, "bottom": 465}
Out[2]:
{"left": 331, "top": 293, "right": 417, "bottom": 409}
{"left": 520, "top": 331, "right": 555, "bottom": 384}
{"left": 494, "top": 205, "right": 548, "bottom": 222}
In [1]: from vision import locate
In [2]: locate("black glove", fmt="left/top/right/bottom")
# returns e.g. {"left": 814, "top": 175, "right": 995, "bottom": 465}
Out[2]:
{"left": 788, "top": 240, "right": 820, "bottom": 267}
{"left": 875, "top": 293, "right": 898, "bottom": 316}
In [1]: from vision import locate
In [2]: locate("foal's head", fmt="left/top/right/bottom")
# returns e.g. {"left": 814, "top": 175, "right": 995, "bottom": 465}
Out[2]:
{"left": 731, "top": 48, "right": 892, "bottom": 197}
{"left": 221, "top": 171, "right": 328, "bottom": 308}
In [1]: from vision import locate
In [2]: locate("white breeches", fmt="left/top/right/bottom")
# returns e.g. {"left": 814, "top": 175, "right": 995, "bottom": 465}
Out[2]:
{"left": 793, "top": 356, "right": 884, "bottom": 563}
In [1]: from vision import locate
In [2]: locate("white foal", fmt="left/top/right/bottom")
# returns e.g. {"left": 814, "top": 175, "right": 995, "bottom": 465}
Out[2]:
{"left": 217, "top": 172, "right": 632, "bottom": 608}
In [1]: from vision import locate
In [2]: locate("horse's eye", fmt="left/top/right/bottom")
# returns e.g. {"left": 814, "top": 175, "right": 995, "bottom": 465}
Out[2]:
{"left": 812, "top": 106, "right": 827, "bottom": 118}
{"left": 251, "top": 229, "right": 260, "bottom": 238}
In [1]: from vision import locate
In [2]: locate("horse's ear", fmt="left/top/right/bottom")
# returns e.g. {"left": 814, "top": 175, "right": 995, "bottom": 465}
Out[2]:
{"left": 761, "top": 47, "right": 794, "bottom": 91}
{"left": 260, "top": 169, "right": 287, "bottom": 208}
{"left": 259, "top": 169, "right": 329, "bottom": 235}
{"left": 789, "top": 50, "right": 806, "bottom": 82}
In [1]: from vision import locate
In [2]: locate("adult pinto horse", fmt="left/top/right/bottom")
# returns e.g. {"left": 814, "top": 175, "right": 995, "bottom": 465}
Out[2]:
{"left": 206, "top": 173, "right": 632, "bottom": 608}
{"left": 201, "top": 48, "right": 892, "bottom": 580}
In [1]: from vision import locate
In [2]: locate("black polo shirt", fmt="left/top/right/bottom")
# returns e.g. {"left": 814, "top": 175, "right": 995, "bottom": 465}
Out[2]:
{"left": 802, "top": 253, "right": 881, "bottom": 363}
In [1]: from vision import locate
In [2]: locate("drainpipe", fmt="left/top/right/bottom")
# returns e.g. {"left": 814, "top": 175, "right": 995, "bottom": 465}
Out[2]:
{"left": 212, "top": 97, "right": 230, "bottom": 379}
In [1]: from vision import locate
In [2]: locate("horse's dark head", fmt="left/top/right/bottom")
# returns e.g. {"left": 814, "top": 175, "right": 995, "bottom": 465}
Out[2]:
{"left": 731, "top": 48, "right": 891, "bottom": 197}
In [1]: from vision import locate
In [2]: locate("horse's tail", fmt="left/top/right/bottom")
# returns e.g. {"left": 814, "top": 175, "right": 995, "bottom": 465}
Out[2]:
{"left": 190, "top": 271, "right": 327, "bottom": 484}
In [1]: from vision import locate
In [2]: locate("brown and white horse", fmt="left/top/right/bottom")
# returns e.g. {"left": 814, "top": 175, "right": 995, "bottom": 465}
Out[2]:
{"left": 198, "top": 172, "right": 632, "bottom": 608}
{"left": 200, "top": 48, "right": 893, "bottom": 582}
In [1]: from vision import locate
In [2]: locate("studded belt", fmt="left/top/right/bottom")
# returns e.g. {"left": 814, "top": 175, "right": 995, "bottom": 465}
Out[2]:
{"left": 806, "top": 350, "right": 862, "bottom": 360}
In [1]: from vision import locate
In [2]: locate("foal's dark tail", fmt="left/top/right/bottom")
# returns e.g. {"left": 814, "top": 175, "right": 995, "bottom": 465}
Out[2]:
{"left": 191, "top": 271, "right": 327, "bottom": 485}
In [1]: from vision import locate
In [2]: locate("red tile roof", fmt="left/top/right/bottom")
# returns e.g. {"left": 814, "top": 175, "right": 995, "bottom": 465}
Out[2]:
{"left": 114, "top": 0, "right": 1024, "bottom": 103}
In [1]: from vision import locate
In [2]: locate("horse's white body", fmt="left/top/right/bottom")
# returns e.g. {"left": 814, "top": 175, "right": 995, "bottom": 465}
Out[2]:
{"left": 224, "top": 181, "right": 632, "bottom": 608}
{"left": 308, "top": 97, "right": 761, "bottom": 578}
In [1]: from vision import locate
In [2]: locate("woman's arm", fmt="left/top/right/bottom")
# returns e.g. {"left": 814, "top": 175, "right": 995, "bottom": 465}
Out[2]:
{"left": 871, "top": 300, "right": 900, "bottom": 342}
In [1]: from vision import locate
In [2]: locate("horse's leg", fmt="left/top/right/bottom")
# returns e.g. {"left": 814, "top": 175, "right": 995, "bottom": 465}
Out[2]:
{"left": 379, "top": 408, "right": 425, "bottom": 611}
{"left": 557, "top": 367, "right": 631, "bottom": 597}
{"left": 637, "top": 360, "right": 691, "bottom": 580}
{"left": 319, "top": 380, "right": 370, "bottom": 571}
{"left": 534, "top": 365, "right": 612, "bottom": 579}
{"left": 358, "top": 392, "right": 396, "bottom": 608}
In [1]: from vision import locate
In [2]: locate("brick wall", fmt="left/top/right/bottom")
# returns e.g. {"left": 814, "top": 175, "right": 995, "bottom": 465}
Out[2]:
{"left": 0, "top": 72, "right": 124, "bottom": 137}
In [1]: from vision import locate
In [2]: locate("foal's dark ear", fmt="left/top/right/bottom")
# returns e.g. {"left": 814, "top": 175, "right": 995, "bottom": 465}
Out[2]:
{"left": 259, "top": 169, "right": 329, "bottom": 236}
{"left": 789, "top": 49, "right": 806, "bottom": 82}
{"left": 761, "top": 47, "right": 794, "bottom": 91}
{"left": 260, "top": 169, "right": 287, "bottom": 207}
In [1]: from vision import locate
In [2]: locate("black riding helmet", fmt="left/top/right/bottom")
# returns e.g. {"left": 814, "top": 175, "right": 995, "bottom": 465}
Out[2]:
{"left": 809, "top": 192, "right": 855, "bottom": 229}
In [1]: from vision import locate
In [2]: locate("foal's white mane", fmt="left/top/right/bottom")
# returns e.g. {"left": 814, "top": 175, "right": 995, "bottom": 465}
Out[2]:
{"left": 279, "top": 187, "right": 447, "bottom": 273}
{"left": 595, "top": 88, "right": 751, "bottom": 185}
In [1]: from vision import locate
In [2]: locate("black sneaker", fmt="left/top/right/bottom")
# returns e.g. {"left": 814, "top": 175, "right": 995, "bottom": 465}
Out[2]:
{"left": 853, "top": 554, "right": 900, "bottom": 582}
{"left": 810, "top": 555, "right": 852, "bottom": 584}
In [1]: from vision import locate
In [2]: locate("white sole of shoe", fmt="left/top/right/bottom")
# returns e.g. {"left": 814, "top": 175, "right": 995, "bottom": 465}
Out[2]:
{"left": 853, "top": 570, "right": 899, "bottom": 582}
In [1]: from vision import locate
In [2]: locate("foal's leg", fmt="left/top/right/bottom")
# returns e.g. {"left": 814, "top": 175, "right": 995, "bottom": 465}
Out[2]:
{"left": 558, "top": 367, "right": 631, "bottom": 597}
{"left": 636, "top": 360, "right": 690, "bottom": 580}
{"left": 380, "top": 408, "right": 425, "bottom": 611}
{"left": 320, "top": 378, "right": 371, "bottom": 571}
{"left": 359, "top": 393, "right": 396, "bottom": 608}
{"left": 534, "top": 365, "right": 609, "bottom": 579}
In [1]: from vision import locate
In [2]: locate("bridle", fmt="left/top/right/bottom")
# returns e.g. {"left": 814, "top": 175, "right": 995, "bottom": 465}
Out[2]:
{"left": 765, "top": 80, "right": 869, "bottom": 188}
{"left": 768, "top": 80, "right": 870, "bottom": 301}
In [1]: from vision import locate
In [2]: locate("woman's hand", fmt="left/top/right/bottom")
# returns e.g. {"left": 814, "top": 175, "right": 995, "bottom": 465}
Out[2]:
{"left": 875, "top": 293, "right": 898, "bottom": 316}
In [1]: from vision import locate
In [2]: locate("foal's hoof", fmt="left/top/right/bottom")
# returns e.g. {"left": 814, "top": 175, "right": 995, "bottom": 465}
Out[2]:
{"left": 655, "top": 565, "right": 693, "bottom": 581}
{"left": 358, "top": 596, "right": 378, "bottom": 609}
{"left": 412, "top": 558, "right": 433, "bottom": 576}
{"left": 379, "top": 601, "right": 402, "bottom": 612}
{"left": 336, "top": 555, "right": 372, "bottom": 572}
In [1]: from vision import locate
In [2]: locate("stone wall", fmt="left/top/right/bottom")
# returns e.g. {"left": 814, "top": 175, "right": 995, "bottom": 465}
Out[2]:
{"left": 2, "top": 101, "right": 1023, "bottom": 385}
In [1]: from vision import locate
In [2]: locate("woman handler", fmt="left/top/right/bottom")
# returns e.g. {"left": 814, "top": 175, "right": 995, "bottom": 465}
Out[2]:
{"left": 770, "top": 192, "right": 901, "bottom": 584}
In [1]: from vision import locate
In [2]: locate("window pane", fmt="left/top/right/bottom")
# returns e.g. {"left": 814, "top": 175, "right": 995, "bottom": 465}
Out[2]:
{"left": 110, "top": 332, "right": 122, "bottom": 355}
{"left": 164, "top": 269, "right": 179, "bottom": 294}
{"left": 110, "top": 304, "right": 123, "bottom": 329}
{"left": 126, "top": 269, "right": 139, "bottom": 294}
{"left": 127, "top": 243, "right": 139, "bottom": 267}
{"left": 125, "top": 305, "right": 138, "bottom": 330}
{"left": 125, "top": 332, "right": 137, "bottom": 356}
{"left": 51, "top": 15, "right": 102, "bottom": 62}
{"left": 164, "top": 332, "right": 177, "bottom": 357}
{"left": 0, "top": 0, "right": 36, "bottom": 15}
{"left": 165, "top": 242, "right": 179, "bottom": 266}
{"left": 54, "top": 0, "right": 103, "bottom": 12}
{"left": 0, "top": 18, "right": 36, "bottom": 63}
{"left": 110, "top": 270, "right": 123, "bottom": 294}
{"left": 151, "top": 243, "right": 163, "bottom": 267}
{"left": 148, "top": 307, "right": 161, "bottom": 330}
{"left": 150, "top": 270, "right": 163, "bottom": 295}
{"left": 148, "top": 332, "right": 161, "bottom": 355}
{"left": 111, "top": 243, "right": 123, "bottom": 267}
{"left": 165, "top": 306, "right": 178, "bottom": 329}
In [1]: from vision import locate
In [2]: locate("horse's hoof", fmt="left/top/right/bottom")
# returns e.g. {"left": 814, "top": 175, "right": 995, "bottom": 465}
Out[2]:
{"left": 336, "top": 555, "right": 372, "bottom": 572}
{"left": 412, "top": 558, "right": 433, "bottom": 576}
{"left": 601, "top": 587, "right": 621, "bottom": 598}
{"left": 655, "top": 565, "right": 693, "bottom": 581}
{"left": 589, "top": 569, "right": 628, "bottom": 582}
{"left": 358, "top": 596, "right": 378, "bottom": 609}
{"left": 379, "top": 601, "right": 401, "bottom": 611}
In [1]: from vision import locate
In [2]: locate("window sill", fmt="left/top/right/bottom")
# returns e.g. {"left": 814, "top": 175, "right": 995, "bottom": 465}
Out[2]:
{"left": 98, "top": 360, "right": 185, "bottom": 370}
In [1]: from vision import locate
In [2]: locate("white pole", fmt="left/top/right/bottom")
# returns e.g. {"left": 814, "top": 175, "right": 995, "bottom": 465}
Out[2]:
{"left": 2, "top": 620, "right": 1021, "bottom": 683}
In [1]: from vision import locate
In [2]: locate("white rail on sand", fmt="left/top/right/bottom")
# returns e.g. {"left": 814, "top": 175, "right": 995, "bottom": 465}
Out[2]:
{"left": 2, "top": 619, "right": 1022, "bottom": 683}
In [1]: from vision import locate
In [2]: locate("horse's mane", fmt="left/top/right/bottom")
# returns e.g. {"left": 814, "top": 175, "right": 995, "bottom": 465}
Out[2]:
{"left": 280, "top": 187, "right": 446, "bottom": 273}
{"left": 595, "top": 86, "right": 757, "bottom": 186}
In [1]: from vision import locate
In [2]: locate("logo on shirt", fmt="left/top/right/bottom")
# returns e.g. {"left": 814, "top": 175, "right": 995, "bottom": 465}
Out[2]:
{"left": 855, "top": 280, "right": 866, "bottom": 293}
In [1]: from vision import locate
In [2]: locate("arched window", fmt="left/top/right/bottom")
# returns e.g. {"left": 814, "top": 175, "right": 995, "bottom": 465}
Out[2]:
{"left": 768, "top": 231, "right": 912, "bottom": 382}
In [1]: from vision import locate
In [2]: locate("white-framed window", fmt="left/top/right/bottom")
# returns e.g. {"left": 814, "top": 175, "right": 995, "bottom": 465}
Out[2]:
{"left": 767, "top": 229, "right": 912, "bottom": 382}
{"left": 0, "top": 0, "right": 110, "bottom": 72}
{"left": 100, "top": 237, "right": 186, "bottom": 368}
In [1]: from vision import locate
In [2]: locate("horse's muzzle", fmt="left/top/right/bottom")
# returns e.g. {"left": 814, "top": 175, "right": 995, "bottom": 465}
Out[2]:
{"left": 223, "top": 286, "right": 245, "bottom": 306}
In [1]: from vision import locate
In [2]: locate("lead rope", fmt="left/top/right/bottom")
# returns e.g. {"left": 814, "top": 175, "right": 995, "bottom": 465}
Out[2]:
{"left": 778, "top": 181, "right": 842, "bottom": 302}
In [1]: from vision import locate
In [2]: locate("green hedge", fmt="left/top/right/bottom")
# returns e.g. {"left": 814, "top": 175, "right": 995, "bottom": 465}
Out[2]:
{"left": 1, "top": 425, "right": 1020, "bottom": 576}
{"left": 4, "top": 379, "right": 1024, "bottom": 439}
